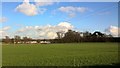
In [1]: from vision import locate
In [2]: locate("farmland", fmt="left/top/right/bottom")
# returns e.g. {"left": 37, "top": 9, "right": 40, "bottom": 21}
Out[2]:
{"left": 2, "top": 43, "right": 118, "bottom": 66}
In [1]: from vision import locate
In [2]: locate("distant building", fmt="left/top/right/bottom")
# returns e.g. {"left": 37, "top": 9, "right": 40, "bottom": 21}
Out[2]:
{"left": 30, "top": 41, "right": 37, "bottom": 44}
{"left": 40, "top": 41, "right": 51, "bottom": 44}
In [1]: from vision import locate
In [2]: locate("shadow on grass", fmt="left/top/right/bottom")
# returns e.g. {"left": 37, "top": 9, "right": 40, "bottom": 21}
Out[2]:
{"left": 1, "top": 63, "right": 120, "bottom": 68}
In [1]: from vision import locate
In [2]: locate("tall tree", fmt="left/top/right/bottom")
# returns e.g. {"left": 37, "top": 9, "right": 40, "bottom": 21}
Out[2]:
{"left": 14, "top": 35, "right": 21, "bottom": 44}
{"left": 63, "top": 30, "right": 81, "bottom": 43}
{"left": 23, "top": 36, "right": 28, "bottom": 44}
{"left": 4, "top": 36, "right": 10, "bottom": 43}
{"left": 56, "top": 31, "right": 64, "bottom": 39}
{"left": 92, "top": 31, "right": 105, "bottom": 37}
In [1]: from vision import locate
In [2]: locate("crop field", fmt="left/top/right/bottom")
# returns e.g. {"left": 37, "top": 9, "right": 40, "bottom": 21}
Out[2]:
{"left": 2, "top": 43, "right": 118, "bottom": 66}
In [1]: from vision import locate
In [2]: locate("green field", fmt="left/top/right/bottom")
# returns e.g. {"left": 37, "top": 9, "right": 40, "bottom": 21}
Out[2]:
{"left": 2, "top": 43, "right": 118, "bottom": 66}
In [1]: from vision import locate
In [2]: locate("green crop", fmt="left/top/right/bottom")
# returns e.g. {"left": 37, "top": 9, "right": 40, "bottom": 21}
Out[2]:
{"left": 2, "top": 43, "right": 118, "bottom": 66}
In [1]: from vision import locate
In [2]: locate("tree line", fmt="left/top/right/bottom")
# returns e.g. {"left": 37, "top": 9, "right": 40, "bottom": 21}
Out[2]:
{"left": 1, "top": 30, "right": 120, "bottom": 44}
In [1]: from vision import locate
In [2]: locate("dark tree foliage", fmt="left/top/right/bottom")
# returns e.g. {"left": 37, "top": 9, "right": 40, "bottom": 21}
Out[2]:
{"left": 4, "top": 36, "right": 11, "bottom": 44}
{"left": 14, "top": 35, "right": 21, "bottom": 44}
{"left": 53, "top": 30, "right": 120, "bottom": 43}
{"left": 2, "top": 29, "right": 120, "bottom": 44}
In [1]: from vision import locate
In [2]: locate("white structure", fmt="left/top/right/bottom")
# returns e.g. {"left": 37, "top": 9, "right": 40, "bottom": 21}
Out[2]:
{"left": 30, "top": 41, "right": 37, "bottom": 44}
{"left": 40, "top": 41, "right": 51, "bottom": 44}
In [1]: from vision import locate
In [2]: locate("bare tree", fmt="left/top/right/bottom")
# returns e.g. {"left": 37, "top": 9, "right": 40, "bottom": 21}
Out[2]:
{"left": 56, "top": 31, "right": 64, "bottom": 39}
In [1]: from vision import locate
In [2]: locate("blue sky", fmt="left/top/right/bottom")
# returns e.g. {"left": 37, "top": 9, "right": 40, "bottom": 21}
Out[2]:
{"left": 0, "top": 1, "right": 119, "bottom": 38}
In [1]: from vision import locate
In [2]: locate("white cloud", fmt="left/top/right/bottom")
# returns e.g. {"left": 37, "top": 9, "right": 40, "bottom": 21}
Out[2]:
{"left": 2, "top": 26, "right": 11, "bottom": 31}
{"left": 58, "top": 6, "right": 88, "bottom": 17}
{"left": 0, "top": 17, "right": 7, "bottom": 23}
{"left": 59, "top": 6, "right": 76, "bottom": 13}
{"left": 15, "top": 0, "right": 49, "bottom": 16}
{"left": 35, "top": 0, "right": 54, "bottom": 6}
{"left": 59, "top": 6, "right": 88, "bottom": 13}
{"left": 58, "top": 22, "right": 73, "bottom": 29}
{"left": 106, "top": 26, "right": 120, "bottom": 37}
{"left": 0, "top": 26, "right": 11, "bottom": 38}
{"left": 47, "top": 31, "right": 57, "bottom": 39}
{"left": 0, "top": 30, "right": 8, "bottom": 39}
{"left": 15, "top": 0, "right": 38, "bottom": 16}
{"left": 77, "top": 7, "right": 88, "bottom": 13}
{"left": 16, "top": 22, "right": 74, "bottom": 39}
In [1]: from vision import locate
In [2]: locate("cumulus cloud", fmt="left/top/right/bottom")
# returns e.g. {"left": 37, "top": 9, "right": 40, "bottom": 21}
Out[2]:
{"left": 58, "top": 22, "right": 73, "bottom": 29}
{"left": 15, "top": 0, "right": 45, "bottom": 16}
{"left": 0, "top": 17, "right": 7, "bottom": 23}
{"left": 105, "top": 26, "right": 120, "bottom": 37}
{"left": 16, "top": 22, "right": 74, "bottom": 39}
{"left": 58, "top": 6, "right": 88, "bottom": 17}
{"left": 15, "top": 0, "right": 50, "bottom": 16}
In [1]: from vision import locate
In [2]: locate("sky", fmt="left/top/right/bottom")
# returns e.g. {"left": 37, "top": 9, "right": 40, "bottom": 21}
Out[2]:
{"left": 0, "top": 0, "right": 119, "bottom": 39}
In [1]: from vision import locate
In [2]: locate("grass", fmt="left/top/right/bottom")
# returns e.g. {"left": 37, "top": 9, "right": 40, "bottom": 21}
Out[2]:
{"left": 2, "top": 43, "right": 118, "bottom": 66}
